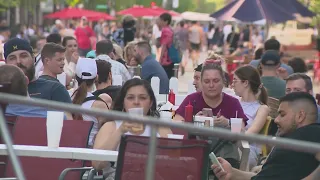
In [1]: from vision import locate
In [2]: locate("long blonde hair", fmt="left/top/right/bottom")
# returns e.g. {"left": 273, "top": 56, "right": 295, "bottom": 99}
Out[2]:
{"left": 124, "top": 41, "right": 138, "bottom": 65}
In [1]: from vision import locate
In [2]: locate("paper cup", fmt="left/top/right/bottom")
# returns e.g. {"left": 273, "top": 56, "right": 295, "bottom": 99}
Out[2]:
{"left": 230, "top": 118, "right": 243, "bottom": 133}
{"left": 160, "top": 111, "right": 172, "bottom": 121}
{"left": 194, "top": 116, "right": 206, "bottom": 127}
{"left": 168, "top": 134, "right": 184, "bottom": 139}
{"left": 127, "top": 108, "right": 144, "bottom": 116}
{"left": 46, "top": 111, "right": 64, "bottom": 148}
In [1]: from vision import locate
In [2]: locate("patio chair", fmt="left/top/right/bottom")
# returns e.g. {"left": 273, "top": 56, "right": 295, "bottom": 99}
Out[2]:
{"left": 115, "top": 135, "right": 211, "bottom": 180}
{"left": 5, "top": 117, "right": 93, "bottom": 180}
{"left": 0, "top": 116, "right": 18, "bottom": 177}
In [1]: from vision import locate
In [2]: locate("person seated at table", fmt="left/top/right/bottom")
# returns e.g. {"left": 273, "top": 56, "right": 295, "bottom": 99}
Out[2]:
{"left": 92, "top": 78, "right": 172, "bottom": 170}
{"left": 71, "top": 58, "right": 112, "bottom": 147}
{"left": 173, "top": 62, "right": 248, "bottom": 169}
{"left": 93, "top": 60, "right": 121, "bottom": 101}
{"left": 4, "top": 38, "right": 72, "bottom": 118}
{"left": 212, "top": 92, "right": 320, "bottom": 180}
{"left": 232, "top": 65, "right": 270, "bottom": 169}
{"left": 192, "top": 53, "right": 239, "bottom": 98}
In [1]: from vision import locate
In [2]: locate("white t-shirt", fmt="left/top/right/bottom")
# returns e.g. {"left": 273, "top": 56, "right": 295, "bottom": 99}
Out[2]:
{"left": 152, "top": 24, "right": 162, "bottom": 39}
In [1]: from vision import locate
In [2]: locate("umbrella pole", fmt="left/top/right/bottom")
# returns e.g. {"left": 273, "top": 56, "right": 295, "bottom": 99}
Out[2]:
{"left": 265, "top": 20, "right": 270, "bottom": 40}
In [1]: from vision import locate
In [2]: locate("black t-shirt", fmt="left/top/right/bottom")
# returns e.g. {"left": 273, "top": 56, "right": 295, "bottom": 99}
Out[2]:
{"left": 92, "top": 86, "right": 122, "bottom": 101}
{"left": 252, "top": 124, "right": 320, "bottom": 180}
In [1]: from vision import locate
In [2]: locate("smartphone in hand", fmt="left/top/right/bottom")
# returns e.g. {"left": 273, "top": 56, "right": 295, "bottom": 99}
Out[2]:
{"left": 209, "top": 152, "right": 225, "bottom": 172}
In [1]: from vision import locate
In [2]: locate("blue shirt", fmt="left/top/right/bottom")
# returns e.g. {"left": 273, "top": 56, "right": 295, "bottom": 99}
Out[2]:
{"left": 5, "top": 78, "right": 71, "bottom": 118}
{"left": 28, "top": 78, "right": 72, "bottom": 103}
{"left": 141, "top": 55, "right": 169, "bottom": 94}
{"left": 6, "top": 104, "right": 48, "bottom": 118}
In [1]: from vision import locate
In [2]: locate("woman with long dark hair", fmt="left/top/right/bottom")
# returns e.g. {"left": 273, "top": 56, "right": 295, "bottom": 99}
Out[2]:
{"left": 233, "top": 65, "right": 270, "bottom": 169}
{"left": 92, "top": 78, "right": 171, "bottom": 170}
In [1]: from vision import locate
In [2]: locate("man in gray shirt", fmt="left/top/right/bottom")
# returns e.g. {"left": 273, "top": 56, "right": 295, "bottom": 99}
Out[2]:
{"left": 250, "top": 39, "right": 293, "bottom": 78}
{"left": 260, "top": 50, "right": 286, "bottom": 99}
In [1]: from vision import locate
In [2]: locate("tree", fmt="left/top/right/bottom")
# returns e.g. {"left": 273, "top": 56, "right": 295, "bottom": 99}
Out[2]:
{"left": 0, "top": 0, "right": 19, "bottom": 11}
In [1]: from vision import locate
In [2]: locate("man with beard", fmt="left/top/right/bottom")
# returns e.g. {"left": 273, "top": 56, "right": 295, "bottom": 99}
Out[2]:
{"left": 4, "top": 38, "right": 72, "bottom": 119}
{"left": 134, "top": 41, "right": 169, "bottom": 94}
{"left": 212, "top": 92, "right": 320, "bottom": 180}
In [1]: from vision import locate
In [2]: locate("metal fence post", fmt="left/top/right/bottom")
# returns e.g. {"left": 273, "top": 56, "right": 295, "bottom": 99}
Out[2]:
{"left": 0, "top": 108, "right": 25, "bottom": 180}
{"left": 145, "top": 126, "right": 158, "bottom": 180}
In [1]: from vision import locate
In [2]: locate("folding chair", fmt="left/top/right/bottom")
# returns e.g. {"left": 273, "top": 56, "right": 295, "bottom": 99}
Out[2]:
{"left": 115, "top": 135, "right": 211, "bottom": 180}
{"left": 260, "top": 116, "right": 273, "bottom": 157}
{"left": 5, "top": 117, "right": 93, "bottom": 180}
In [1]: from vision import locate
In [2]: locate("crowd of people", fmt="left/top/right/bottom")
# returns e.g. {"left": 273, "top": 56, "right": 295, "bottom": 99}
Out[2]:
{"left": 0, "top": 11, "right": 320, "bottom": 180}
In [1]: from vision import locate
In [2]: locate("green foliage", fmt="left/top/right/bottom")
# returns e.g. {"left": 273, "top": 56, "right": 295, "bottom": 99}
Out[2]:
{"left": 0, "top": 0, "right": 19, "bottom": 11}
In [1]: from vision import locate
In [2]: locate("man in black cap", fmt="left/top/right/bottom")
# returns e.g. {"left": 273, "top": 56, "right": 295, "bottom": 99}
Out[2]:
{"left": 260, "top": 50, "right": 286, "bottom": 99}
{"left": 4, "top": 38, "right": 73, "bottom": 119}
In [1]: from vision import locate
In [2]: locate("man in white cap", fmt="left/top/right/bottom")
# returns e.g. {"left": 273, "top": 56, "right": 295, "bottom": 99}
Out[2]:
{"left": 51, "top": 19, "right": 63, "bottom": 34}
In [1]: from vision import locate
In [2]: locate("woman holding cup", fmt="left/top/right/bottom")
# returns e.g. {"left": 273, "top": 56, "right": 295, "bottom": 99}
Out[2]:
{"left": 92, "top": 78, "right": 172, "bottom": 170}
{"left": 233, "top": 65, "right": 270, "bottom": 169}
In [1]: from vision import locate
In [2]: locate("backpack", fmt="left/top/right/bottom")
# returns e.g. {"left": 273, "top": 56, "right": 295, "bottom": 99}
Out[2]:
{"left": 112, "top": 29, "right": 124, "bottom": 47}
{"left": 168, "top": 30, "right": 182, "bottom": 64}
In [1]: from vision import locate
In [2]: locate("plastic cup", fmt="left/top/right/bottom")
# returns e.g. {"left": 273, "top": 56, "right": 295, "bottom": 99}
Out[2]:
{"left": 160, "top": 111, "right": 172, "bottom": 121}
{"left": 127, "top": 108, "right": 144, "bottom": 116}
{"left": 230, "top": 118, "right": 243, "bottom": 133}
{"left": 46, "top": 111, "right": 64, "bottom": 148}
{"left": 168, "top": 134, "right": 184, "bottom": 139}
{"left": 127, "top": 108, "right": 144, "bottom": 132}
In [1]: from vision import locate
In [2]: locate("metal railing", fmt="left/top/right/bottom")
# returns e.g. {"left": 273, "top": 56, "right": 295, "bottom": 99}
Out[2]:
{"left": 1, "top": 92, "right": 320, "bottom": 179}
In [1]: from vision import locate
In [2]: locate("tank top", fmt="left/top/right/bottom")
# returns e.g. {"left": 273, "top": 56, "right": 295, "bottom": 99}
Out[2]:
{"left": 81, "top": 92, "right": 99, "bottom": 147}
{"left": 189, "top": 26, "right": 201, "bottom": 44}
{"left": 240, "top": 101, "right": 261, "bottom": 130}
{"left": 115, "top": 120, "right": 161, "bottom": 138}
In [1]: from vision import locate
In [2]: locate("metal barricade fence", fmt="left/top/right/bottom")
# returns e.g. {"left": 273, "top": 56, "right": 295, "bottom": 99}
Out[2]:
{"left": 1, "top": 92, "right": 320, "bottom": 180}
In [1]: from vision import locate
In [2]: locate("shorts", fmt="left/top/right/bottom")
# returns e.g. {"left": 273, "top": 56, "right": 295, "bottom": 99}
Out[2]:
{"left": 190, "top": 43, "right": 200, "bottom": 51}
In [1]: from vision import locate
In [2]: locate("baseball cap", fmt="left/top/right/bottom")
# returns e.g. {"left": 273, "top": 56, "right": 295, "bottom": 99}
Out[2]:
{"left": 4, "top": 38, "right": 33, "bottom": 60}
{"left": 76, "top": 58, "right": 97, "bottom": 80}
{"left": 86, "top": 50, "right": 96, "bottom": 59}
{"left": 55, "top": 19, "right": 62, "bottom": 25}
{"left": 261, "top": 50, "right": 281, "bottom": 66}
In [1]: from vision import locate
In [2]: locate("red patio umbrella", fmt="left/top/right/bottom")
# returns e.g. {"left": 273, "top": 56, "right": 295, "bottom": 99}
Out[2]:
{"left": 150, "top": 6, "right": 180, "bottom": 17}
{"left": 45, "top": 7, "right": 115, "bottom": 20}
{"left": 117, "top": 5, "right": 162, "bottom": 17}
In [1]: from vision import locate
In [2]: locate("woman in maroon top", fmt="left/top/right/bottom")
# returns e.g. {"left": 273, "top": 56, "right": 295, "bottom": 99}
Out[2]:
{"left": 174, "top": 63, "right": 248, "bottom": 127}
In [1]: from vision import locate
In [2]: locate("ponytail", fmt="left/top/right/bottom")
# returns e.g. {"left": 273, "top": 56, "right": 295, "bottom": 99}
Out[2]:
{"left": 72, "top": 81, "right": 88, "bottom": 105}
{"left": 71, "top": 77, "right": 96, "bottom": 120}
{"left": 258, "top": 86, "right": 268, "bottom": 105}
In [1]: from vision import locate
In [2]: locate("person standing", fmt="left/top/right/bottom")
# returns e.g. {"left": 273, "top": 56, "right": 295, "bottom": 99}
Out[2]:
{"left": 176, "top": 21, "right": 189, "bottom": 76}
{"left": 75, "top": 16, "right": 95, "bottom": 57}
{"left": 158, "top": 13, "right": 174, "bottom": 79}
{"left": 188, "top": 21, "right": 203, "bottom": 67}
